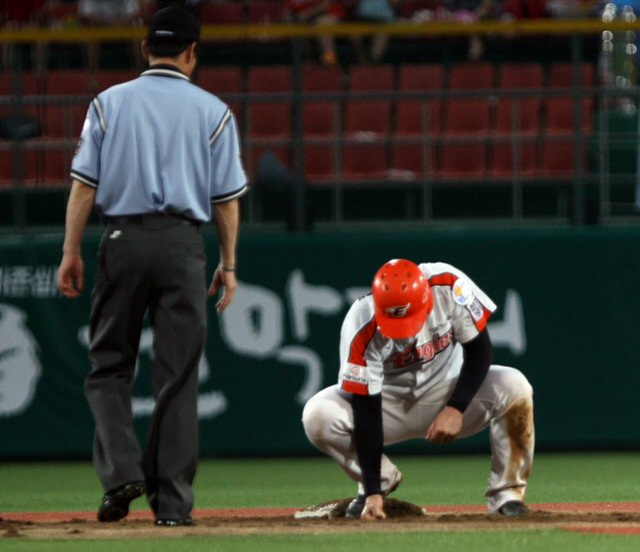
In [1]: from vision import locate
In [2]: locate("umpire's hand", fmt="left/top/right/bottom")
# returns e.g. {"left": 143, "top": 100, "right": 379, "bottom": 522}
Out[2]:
{"left": 209, "top": 265, "right": 237, "bottom": 312}
{"left": 57, "top": 251, "right": 85, "bottom": 298}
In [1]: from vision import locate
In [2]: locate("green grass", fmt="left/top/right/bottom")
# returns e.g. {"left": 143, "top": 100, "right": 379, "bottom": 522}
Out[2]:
{"left": 1, "top": 453, "right": 639, "bottom": 550}
{"left": 3, "top": 452, "right": 638, "bottom": 512}
{"left": 1, "top": 532, "right": 640, "bottom": 552}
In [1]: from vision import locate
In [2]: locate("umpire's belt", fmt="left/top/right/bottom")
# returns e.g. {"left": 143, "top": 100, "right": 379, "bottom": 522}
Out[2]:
{"left": 105, "top": 213, "right": 201, "bottom": 227}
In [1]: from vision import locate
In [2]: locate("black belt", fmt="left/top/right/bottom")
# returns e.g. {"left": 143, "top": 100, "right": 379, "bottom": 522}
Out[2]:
{"left": 105, "top": 213, "right": 201, "bottom": 227}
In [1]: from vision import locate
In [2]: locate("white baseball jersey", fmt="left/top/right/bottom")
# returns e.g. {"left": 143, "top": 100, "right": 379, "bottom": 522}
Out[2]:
{"left": 338, "top": 262, "right": 496, "bottom": 397}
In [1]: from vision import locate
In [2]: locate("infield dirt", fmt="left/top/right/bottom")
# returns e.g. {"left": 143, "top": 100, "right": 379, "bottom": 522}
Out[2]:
{"left": 2, "top": 501, "right": 640, "bottom": 539}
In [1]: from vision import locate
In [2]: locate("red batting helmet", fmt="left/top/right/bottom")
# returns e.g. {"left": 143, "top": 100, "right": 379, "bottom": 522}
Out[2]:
{"left": 372, "top": 259, "right": 433, "bottom": 339}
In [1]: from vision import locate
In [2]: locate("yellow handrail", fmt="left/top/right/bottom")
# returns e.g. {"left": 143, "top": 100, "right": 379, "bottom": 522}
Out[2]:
{"left": 0, "top": 19, "right": 639, "bottom": 44}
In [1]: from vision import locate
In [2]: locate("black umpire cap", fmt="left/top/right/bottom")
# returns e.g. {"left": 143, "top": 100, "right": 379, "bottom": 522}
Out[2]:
{"left": 147, "top": 6, "right": 201, "bottom": 47}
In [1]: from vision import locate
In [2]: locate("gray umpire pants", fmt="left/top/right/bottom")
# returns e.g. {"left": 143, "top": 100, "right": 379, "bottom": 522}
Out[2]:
{"left": 85, "top": 214, "right": 207, "bottom": 520}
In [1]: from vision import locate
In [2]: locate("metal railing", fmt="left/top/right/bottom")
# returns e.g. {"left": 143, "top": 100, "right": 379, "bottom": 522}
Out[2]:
{"left": 1, "top": 19, "right": 640, "bottom": 230}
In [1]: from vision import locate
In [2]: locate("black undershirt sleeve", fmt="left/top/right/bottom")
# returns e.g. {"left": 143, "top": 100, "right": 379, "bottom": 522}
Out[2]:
{"left": 351, "top": 393, "right": 383, "bottom": 497}
{"left": 446, "top": 328, "right": 494, "bottom": 413}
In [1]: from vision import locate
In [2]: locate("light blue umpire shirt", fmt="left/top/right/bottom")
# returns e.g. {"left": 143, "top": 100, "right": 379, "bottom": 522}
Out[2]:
{"left": 71, "top": 64, "right": 248, "bottom": 223}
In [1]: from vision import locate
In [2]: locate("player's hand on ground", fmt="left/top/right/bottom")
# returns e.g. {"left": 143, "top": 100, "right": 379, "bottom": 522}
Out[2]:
{"left": 57, "top": 252, "right": 84, "bottom": 298}
{"left": 361, "top": 494, "right": 386, "bottom": 520}
{"left": 209, "top": 265, "right": 238, "bottom": 312}
{"left": 426, "top": 406, "right": 463, "bottom": 445}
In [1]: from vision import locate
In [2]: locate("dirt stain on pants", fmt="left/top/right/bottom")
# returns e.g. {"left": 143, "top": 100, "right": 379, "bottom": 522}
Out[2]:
{"left": 505, "top": 397, "right": 535, "bottom": 498}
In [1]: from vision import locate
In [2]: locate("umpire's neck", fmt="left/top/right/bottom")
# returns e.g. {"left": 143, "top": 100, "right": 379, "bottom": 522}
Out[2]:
{"left": 141, "top": 41, "right": 198, "bottom": 78}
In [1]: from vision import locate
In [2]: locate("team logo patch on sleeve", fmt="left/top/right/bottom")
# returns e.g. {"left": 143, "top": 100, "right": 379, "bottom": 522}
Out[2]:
{"left": 341, "top": 363, "right": 369, "bottom": 395}
{"left": 452, "top": 278, "right": 474, "bottom": 306}
{"left": 453, "top": 278, "right": 486, "bottom": 322}
{"left": 467, "top": 299, "right": 485, "bottom": 322}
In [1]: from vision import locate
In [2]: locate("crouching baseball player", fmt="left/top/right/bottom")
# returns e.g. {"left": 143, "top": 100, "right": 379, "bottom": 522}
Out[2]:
{"left": 302, "top": 259, "right": 534, "bottom": 520}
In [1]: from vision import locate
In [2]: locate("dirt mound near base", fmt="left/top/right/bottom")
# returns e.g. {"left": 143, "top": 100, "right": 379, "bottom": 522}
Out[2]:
{"left": 294, "top": 497, "right": 427, "bottom": 519}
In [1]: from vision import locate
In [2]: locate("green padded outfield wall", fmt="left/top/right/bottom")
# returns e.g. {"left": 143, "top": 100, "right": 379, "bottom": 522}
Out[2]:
{"left": 0, "top": 226, "right": 638, "bottom": 459}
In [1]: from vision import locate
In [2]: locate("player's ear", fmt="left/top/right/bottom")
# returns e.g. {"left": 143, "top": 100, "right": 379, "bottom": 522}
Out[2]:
{"left": 141, "top": 40, "right": 150, "bottom": 63}
{"left": 189, "top": 42, "right": 198, "bottom": 62}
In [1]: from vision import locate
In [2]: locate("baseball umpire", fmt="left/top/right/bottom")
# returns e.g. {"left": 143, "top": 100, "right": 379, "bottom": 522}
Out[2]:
{"left": 302, "top": 259, "right": 534, "bottom": 520}
{"left": 57, "top": 6, "right": 248, "bottom": 526}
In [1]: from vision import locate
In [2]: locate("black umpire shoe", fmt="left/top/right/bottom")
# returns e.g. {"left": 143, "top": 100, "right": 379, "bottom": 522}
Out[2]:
{"left": 97, "top": 481, "right": 146, "bottom": 522}
{"left": 497, "top": 500, "right": 530, "bottom": 517}
{"left": 155, "top": 517, "right": 194, "bottom": 527}
{"left": 345, "top": 470, "right": 404, "bottom": 519}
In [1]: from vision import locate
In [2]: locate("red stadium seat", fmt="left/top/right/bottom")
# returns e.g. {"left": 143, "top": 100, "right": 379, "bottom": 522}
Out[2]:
{"left": 249, "top": 66, "right": 292, "bottom": 92}
{"left": 303, "top": 102, "right": 339, "bottom": 137}
{"left": 303, "top": 102, "right": 339, "bottom": 182}
{"left": 495, "top": 98, "right": 541, "bottom": 134}
{"left": 439, "top": 143, "right": 487, "bottom": 178}
{"left": 390, "top": 143, "right": 437, "bottom": 180}
{"left": 305, "top": 145, "right": 336, "bottom": 182}
{"left": 197, "top": 66, "right": 244, "bottom": 95}
{"left": 342, "top": 100, "right": 390, "bottom": 181}
{"left": 441, "top": 95, "right": 491, "bottom": 176}
{"left": 0, "top": 73, "right": 40, "bottom": 126}
{"left": 40, "top": 71, "right": 91, "bottom": 141}
{"left": 41, "top": 104, "right": 85, "bottom": 138}
{"left": 490, "top": 64, "right": 544, "bottom": 178}
{"left": 443, "top": 99, "right": 491, "bottom": 134}
{"left": 248, "top": 1, "right": 283, "bottom": 24}
{"left": 498, "top": 63, "right": 544, "bottom": 89}
{"left": 494, "top": 98, "right": 540, "bottom": 177}
{"left": 302, "top": 64, "right": 344, "bottom": 92}
{"left": 345, "top": 100, "right": 392, "bottom": 136}
{"left": 200, "top": 1, "right": 245, "bottom": 24}
{"left": 345, "top": 62, "right": 393, "bottom": 137}
{"left": 93, "top": 70, "right": 138, "bottom": 93}
{"left": 248, "top": 104, "right": 291, "bottom": 138}
{"left": 44, "top": 70, "right": 91, "bottom": 94}
{"left": 390, "top": 65, "right": 444, "bottom": 180}
{"left": 40, "top": 147, "right": 73, "bottom": 187}
{"left": 449, "top": 63, "right": 494, "bottom": 89}
{"left": 397, "top": 64, "right": 445, "bottom": 91}
{"left": 245, "top": 67, "right": 293, "bottom": 177}
{"left": 247, "top": 66, "right": 292, "bottom": 138}
{"left": 540, "top": 137, "right": 579, "bottom": 177}
{"left": 302, "top": 65, "right": 342, "bottom": 137}
{"left": 490, "top": 141, "right": 537, "bottom": 178}
{"left": 342, "top": 143, "right": 388, "bottom": 181}
{"left": 0, "top": 149, "right": 38, "bottom": 187}
{"left": 439, "top": 97, "right": 492, "bottom": 178}
{"left": 197, "top": 66, "right": 244, "bottom": 127}
{"left": 300, "top": 65, "right": 343, "bottom": 184}
{"left": 396, "top": 101, "right": 441, "bottom": 136}
{"left": 396, "top": 64, "right": 444, "bottom": 136}
{"left": 546, "top": 97, "right": 593, "bottom": 133}
{"left": 348, "top": 65, "right": 394, "bottom": 91}
{"left": 548, "top": 63, "right": 596, "bottom": 88}
{"left": 337, "top": 66, "right": 394, "bottom": 181}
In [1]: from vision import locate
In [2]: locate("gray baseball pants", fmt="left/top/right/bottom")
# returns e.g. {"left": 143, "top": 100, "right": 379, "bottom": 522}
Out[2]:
{"left": 85, "top": 215, "right": 207, "bottom": 520}
{"left": 302, "top": 365, "right": 534, "bottom": 512}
